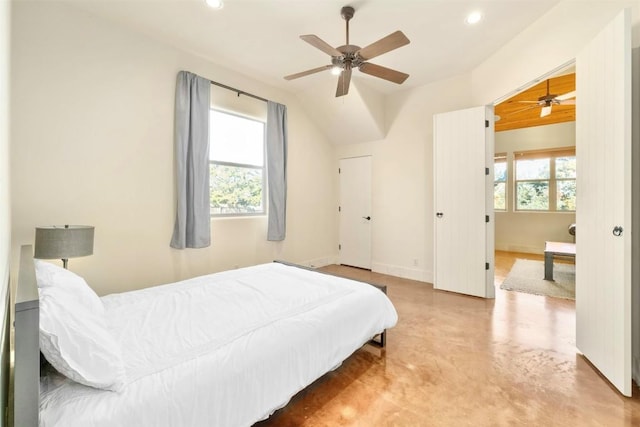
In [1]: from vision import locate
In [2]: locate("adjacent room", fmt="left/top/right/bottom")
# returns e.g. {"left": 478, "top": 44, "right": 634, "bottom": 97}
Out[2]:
{"left": 494, "top": 70, "right": 578, "bottom": 300}
{"left": 2, "top": 1, "right": 640, "bottom": 426}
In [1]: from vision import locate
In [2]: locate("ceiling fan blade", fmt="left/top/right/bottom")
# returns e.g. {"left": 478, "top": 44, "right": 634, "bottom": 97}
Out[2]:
{"left": 300, "top": 35, "right": 342, "bottom": 57}
{"left": 540, "top": 105, "right": 552, "bottom": 117}
{"left": 516, "top": 101, "right": 542, "bottom": 104}
{"left": 505, "top": 105, "right": 539, "bottom": 116}
{"left": 284, "top": 65, "right": 332, "bottom": 81}
{"left": 336, "top": 68, "right": 352, "bottom": 97}
{"left": 359, "top": 62, "right": 409, "bottom": 84}
{"left": 357, "top": 30, "right": 410, "bottom": 61}
{"left": 559, "top": 99, "right": 576, "bottom": 105}
{"left": 556, "top": 90, "right": 576, "bottom": 101}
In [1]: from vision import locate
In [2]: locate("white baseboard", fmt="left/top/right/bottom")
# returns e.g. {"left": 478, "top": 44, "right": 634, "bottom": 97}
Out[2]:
{"left": 299, "top": 257, "right": 433, "bottom": 284}
{"left": 372, "top": 262, "right": 432, "bottom": 283}
{"left": 495, "top": 243, "right": 542, "bottom": 254}
{"left": 300, "top": 256, "right": 338, "bottom": 269}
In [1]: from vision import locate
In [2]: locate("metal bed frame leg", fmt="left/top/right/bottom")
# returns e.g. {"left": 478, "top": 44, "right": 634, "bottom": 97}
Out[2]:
{"left": 369, "top": 330, "right": 386, "bottom": 348}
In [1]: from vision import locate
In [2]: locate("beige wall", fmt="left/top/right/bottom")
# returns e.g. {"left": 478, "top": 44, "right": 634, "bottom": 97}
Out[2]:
{"left": 10, "top": 2, "right": 337, "bottom": 296}
{"left": 472, "top": 0, "right": 640, "bottom": 106}
{"left": 495, "top": 122, "right": 576, "bottom": 254}
{"left": 336, "top": 74, "right": 473, "bottom": 282}
{"left": 1, "top": 1, "right": 10, "bottom": 425}
{"left": 9, "top": 1, "right": 640, "bottom": 297}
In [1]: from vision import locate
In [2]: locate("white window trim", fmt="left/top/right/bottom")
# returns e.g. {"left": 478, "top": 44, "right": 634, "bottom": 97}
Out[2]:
{"left": 494, "top": 153, "right": 507, "bottom": 211}
{"left": 209, "top": 109, "right": 266, "bottom": 218}
{"left": 513, "top": 148, "right": 576, "bottom": 213}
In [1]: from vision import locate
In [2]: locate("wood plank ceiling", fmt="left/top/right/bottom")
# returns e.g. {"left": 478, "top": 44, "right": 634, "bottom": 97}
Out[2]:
{"left": 495, "top": 73, "right": 575, "bottom": 132}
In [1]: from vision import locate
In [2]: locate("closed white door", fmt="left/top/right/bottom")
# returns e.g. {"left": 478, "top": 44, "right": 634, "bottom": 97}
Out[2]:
{"left": 339, "top": 156, "right": 372, "bottom": 269}
{"left": 434, "top": 106, "right": 495, "bottom": 298}
{"left": 575, "top": 9, "right": 632, "bottom": 396}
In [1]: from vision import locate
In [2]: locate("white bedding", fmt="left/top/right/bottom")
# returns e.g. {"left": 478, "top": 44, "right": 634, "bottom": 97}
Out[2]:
{"left": 39, "top": 263, "right": 397, "bottom": 427}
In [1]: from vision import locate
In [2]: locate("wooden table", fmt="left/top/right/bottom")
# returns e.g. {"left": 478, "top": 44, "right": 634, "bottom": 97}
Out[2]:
{"left": 544, "top": 241, "right": 576, "bottom": 281}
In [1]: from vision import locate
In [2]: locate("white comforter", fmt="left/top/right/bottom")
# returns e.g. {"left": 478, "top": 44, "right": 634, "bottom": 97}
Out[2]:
{"left": 39, "top": 263, "right": 397, "bottom": 427}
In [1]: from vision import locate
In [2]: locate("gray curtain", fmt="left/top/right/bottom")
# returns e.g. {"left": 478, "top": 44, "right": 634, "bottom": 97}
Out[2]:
{"left": 170, "top": 71, "right": 211, "bottom": 249}
{"left": 266, "top": 101, "right": 288, "bottom": 241}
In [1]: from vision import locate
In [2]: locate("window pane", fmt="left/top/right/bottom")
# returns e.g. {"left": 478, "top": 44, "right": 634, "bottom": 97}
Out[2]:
{"left": 210, "top": 110, "right": 264, "bottom": 166}
{"left": 516, "top": 158, "right": 550, "bottom": 180}
{"left": 494, "top": 162, "right": 507, "bottom": 182}
{"left": 557, "top": 180, "right": 576, "bottom": 211}
{"left": 210, "top": 164, "right": 263, "bottom": 214}
{"left": 516, "top": 181, "right": 549, "bottom": 210}
{"left": 556, "top": 156, "right": 576, "bottom": 179}
{"left": 494, "top": 182, "right": 506, "bottom": 210}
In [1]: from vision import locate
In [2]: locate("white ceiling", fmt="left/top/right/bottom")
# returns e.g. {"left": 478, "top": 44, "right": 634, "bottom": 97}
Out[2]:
{"left": 68, "top": 0, "right": 561, "bottom": 96}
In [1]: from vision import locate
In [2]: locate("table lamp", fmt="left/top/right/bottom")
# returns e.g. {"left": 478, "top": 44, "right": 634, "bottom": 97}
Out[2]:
{"left": 34, "top": 225, "right": 95, "bottom": 269}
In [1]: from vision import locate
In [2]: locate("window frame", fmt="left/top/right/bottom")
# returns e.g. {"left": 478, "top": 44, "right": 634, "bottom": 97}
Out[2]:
{"left": 209, "top": 108, "right": 267, "bottom": 218}
{"left": 513, "top": 147, "right": 576, "bottom": 212}
{"left": 494, "top": 153, "right": 508, "bottom": 211}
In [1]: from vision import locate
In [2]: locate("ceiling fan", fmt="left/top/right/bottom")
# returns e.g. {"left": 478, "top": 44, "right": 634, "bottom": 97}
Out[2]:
{"left": 284, "top": 6, "right": 410, "bottom": 97}
{"left": 512, "top": 79, "right": 576, "bottom": 117}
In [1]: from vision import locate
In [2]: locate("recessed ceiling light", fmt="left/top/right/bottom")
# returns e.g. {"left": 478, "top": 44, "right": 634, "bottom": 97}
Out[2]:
{"left": 465, "top": 11, "right": 482, "bottom": 25}
{"left": 206, "top": 0, "right": 224, "bottom": 9}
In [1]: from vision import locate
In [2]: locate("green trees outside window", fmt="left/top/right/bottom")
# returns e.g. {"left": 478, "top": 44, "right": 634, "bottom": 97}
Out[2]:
{"left": 209, "top": 109, "right": 265, "bottom": 216}
{"left": 495, "top": 149, "right": 575, "bottom": 212}
{"left": 514, "top": 151, "right": 575, "bottom": 212}
{"left": 494, "top": 157, "right": 507, "bottom": 210}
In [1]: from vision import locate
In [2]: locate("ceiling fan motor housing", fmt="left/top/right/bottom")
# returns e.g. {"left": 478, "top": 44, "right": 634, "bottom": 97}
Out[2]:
{"left": 341, "top": 6, "right": 355, "bottom": 21}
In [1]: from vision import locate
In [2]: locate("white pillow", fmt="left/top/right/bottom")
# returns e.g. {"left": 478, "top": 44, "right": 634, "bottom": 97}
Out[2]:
{"left": 36, "top": 263, "right": 126, "bottom": 391}
{"left": 34, "top": 260, "right": 105, "bottom": 317}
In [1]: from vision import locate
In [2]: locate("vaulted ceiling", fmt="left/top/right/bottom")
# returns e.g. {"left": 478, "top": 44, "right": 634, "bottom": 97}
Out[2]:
{"left": 69, "top": 0, "right": 559, "bottom": 95}
{"left": 66, "top": 0, "right": 563, "bottom": 143}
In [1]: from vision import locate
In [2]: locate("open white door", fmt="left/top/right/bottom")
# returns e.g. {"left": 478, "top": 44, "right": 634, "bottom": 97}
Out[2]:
{"left": 339, "top": 156, "right": 372, "bottom": 269}
{"left": 434, "top": 106, "right": 495, "bottom": 298}
{"left": 576, "top": 9, "right": 632, "bottom": 396}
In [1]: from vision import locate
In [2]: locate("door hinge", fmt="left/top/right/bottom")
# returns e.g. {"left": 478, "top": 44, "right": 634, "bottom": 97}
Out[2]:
{"left": 485, "top": 215, "right": 490, "bottom": 223}
{"left": 338, "top": 168, "right": 341, "bottom": 174}
{"left": 339, "top": 244, "right": 342, "bottom": 250}
{"left": 338, "top": 206, "right": 341, "bottom": 212}
{"left": 485, "top": 120, "right": 489, "bottom": 128}
{"left": 485, "top": 262, "right": 490, "bottom": 270}
{"left": 485, "top": 167, "right": 490, "bottom": 175}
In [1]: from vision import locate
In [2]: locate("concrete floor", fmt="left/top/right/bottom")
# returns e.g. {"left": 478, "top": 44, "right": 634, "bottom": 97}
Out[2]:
{"left": 256, "top": 253, "right": 640, "bottom": 426}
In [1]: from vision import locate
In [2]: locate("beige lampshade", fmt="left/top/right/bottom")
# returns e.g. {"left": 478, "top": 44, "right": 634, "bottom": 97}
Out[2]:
{"left": 34, "top": 225, "right": 95, "bottom": 260}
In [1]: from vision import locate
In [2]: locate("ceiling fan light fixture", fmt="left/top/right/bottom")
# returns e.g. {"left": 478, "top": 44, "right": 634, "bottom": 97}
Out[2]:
{"left": 465, "top": 11, "right": 482, "bottom": 25}
{"left": 331, "top": 65, "right": 342, "bottom": 76}
{"left": 205, "top": 0, "right": 224, "bottom": 10}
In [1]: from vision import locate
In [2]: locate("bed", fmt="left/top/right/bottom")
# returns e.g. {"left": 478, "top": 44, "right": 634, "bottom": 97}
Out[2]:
{"left": 14, "top": 245, "right": 397, "bottom": 426}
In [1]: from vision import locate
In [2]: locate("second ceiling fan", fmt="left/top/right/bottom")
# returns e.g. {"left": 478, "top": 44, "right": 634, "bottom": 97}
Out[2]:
{"left": 284, "top": 6, "right": 410, "bottom": 97}
{"left": 513, "top": 79, "right": 576, "bottom": 118}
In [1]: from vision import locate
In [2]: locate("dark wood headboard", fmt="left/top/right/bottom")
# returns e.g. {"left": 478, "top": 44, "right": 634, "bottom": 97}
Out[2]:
{"left": 14, "top": 245, "right": 39, "bottom": 426}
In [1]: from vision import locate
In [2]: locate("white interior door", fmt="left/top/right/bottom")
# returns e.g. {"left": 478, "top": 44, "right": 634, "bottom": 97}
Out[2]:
{"left": 575, "top": 9, "right": 632, "bottom": 396}
{"left": 434, "top": 106, "right": 495, "bottom": 298}
{"left": 339, "top": 156, "right": 372, "bottom": 269}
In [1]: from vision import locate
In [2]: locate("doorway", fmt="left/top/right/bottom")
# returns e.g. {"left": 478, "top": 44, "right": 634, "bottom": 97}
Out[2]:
{"left": 493, "top": 67, "right": 577, "bottom": 299}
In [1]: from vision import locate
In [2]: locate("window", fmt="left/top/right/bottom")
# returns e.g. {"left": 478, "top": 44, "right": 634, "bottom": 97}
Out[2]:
{"left": 514, "top": 148, "right": 576, "bottom": 212}
{"left": 209, "top": 110, "right": 265, "bottom": 216}
{"left": 494, "top": 153, "right": 507, "bottom": 211}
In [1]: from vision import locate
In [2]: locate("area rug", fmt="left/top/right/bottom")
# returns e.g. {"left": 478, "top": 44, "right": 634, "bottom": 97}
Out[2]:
{"left": 500, "top": 259, "right": 575, "bottom": 300}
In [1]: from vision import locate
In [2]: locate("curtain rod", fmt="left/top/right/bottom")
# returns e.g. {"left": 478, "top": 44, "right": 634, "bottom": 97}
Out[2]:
{"left": 210, "top": 80, "right": 268, "bottom": 103}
